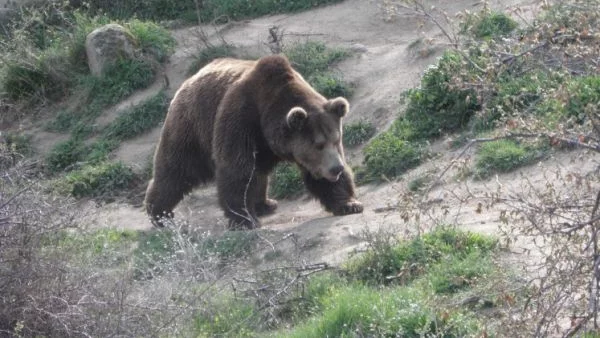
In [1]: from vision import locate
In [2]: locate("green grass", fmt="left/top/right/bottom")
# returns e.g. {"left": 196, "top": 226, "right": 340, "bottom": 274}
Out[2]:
{"left": 343, "top": 120, "right": 376, "bottom": 147}
{"left": 79, "top": 0, "right": 344, "bottom": 23}
{"left": 474, "top": 139, "right": 547, "bottom": 178}
{"left": 54, "top": 161, "right": 135, "bottom": 198}
{"left": 284, "top": 41, "right": 353, "bottom": 98}
{"left": 345, "top": 227, "right": 497, "bottom": 286}
{"left": 403, "top": 51, "right": 480, "bottom": 140}
{"left": 362, "top": 132, "right": 424, "bottom": 181}
{"left": 463, "top": 11, "right": 518, "bottom": 39}
{"left": 45, "top": 137, "right": 88, "bottom": 173}
{"left": 102, "top": 92, "right": 168, "bottom": 141}
{"left": 269, "top": 163, "right": 304, "bottom": 199}
{"left": 3, "top": 133, "right": 33, "bottom": 156}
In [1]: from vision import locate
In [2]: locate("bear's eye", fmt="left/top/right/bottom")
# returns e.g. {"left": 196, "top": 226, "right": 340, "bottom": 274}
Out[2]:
{"left": 316, "top": 143, "right": 325, "bottom": 151}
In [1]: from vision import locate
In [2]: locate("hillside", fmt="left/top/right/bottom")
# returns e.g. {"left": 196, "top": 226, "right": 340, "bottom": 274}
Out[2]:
{"left": 3, "top": 0, "right": 600, "bottom": 336}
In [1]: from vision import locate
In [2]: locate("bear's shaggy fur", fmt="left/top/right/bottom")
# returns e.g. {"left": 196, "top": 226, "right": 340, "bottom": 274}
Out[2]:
{"left": 144, "top": 55, "right": 363, "bottom": 229}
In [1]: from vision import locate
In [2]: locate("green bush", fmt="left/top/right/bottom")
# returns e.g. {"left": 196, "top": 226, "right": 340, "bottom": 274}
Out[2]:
{"left": 465, "top": 12, "right": 518, "bottom": 38}
{"left": 270, "top": 163, "right": 304, "bottom": 199}
{"left": 475, "top": 139, "right": 547, "bottom": 178}
{"left": 565, "top": 75, "right": 600, "bottom": 122}
{"left": 285, "top": 41, "right": 349, "bottom": 77}
{"left": 56, "top": 161, "right": 135, "bottom": 198}
{"left": 427, "top": 252, "right": 493, "bottom": 294}
{"left": 345, "top": 227, "right": 497, "bottom": 285}
{"left": 45, "top": 137, "right": 87, "bottom": 173}
{"left": 3, "top": 133, "right": 32, "bottom": 156}
{"left": 343, "top": 120, "right": 376, "bottom": 147}
{"left": 309, "top": 72, "right": 353, "bottom": 98}
{"left": 362, "top": 132, "right": 423, "bottom": 180}
{"left": 125, "top": 20, "right": 175, "bottom": 62}
{"left": 404, "top": 51, "right": 480, "bottom": 139}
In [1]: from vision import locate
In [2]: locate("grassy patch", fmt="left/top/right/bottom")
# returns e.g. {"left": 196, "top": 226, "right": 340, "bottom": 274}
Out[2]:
{"left": 343, "top": 120, "right": 376, "bottom": 147}
{"left": 102, "top": 92, "right": 168, "bottom": 141}
{"left": 474, "top": 139, "right": 547, "bottom": 178}
{"left": 362, "top": 131, "right": 424, "bottom": 181}
{"left": 462, "top": 11, "right": 518, "bottom": 39}
{"left": 80, "top": 0, "right": 344, "bottom": 23}
{"left": 284, "top": 41, "right": 352, "bottom": 98}
{"left": 270, "top": 163, "right": 304, "bottom": 199}
{"left": 345, "top": 227, "right": 497, "bottom": 286}
{"left": 45, "top": 137, "right": 88, "bottom": 173}
{"left": 54, "top": 161, "right": 135, "bottom": 198}
{"left": 403, "top": 51, "right": 480, "bottom": 140}
{"left": 3, "top": 133, "right": 33, "bottom": 156}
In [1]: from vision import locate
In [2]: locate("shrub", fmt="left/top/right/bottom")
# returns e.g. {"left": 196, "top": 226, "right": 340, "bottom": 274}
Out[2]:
{"left": 270, "top": 163, "right": 304, "bottom": 199}
{"left": 345, "top": 227, "right": 497, "bottom": 285}
{"left": 284, "top": 41, "right": 349, "bottom": 77}
{"left": 403, "top": 51, "right": 480, "bottom": 139}
{"left": 463, "top": 11, "right": 518, "bottom": 39}
{"left": 362, "top": 132, "right": 424, "bottom": 180}
{"left": 55, "top": 161, "right": 135, "bottom": 198}
{"left": 3, "top": 132, "right": 32, "bottom": 156}
{"left": 125, "top": 19, "right": 175, "bottom": 62}
{"left": 45, "top": 137, "right": 87, "bottom": 173}
{"left": 343, "top": 120, "right": 376, "bottom": 147}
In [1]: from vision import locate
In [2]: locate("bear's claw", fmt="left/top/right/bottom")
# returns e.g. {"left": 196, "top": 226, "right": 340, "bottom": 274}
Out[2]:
{"left": 332, "top": 200, "right": 364, "bottom": 216}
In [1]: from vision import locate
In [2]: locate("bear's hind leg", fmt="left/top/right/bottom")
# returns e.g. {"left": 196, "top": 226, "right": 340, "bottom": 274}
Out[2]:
{"left": 255, "top": 173, "right": 278, "bottom": 217}
{"left": 303, "top": 167, "right": 363, "bottom": 216}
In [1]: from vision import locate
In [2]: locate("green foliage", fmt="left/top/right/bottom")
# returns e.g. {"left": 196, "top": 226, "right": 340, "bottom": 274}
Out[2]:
{"left": 102, "top": 92, "right": 168, "bottom": 141}
{"left": 309, "top": 72, "right": 353, "bottom": 98}
{"left": 362, "top": 132, "right": 424, "bottom": 181}
{"left": 427, "top": 252, "right": 493, "bottom": 294}
{"left": 79, "top": 0, "right": 343, "bottom": 23}
{"left": 463, "top": 11, "right": 518, "bottom": 38}
{"left": 45, "top": 137, "right": 87, "bottom": 173}
{"left": 280, "top": 285, "right": 481, "bottom": 338}
{"left": 284, "top": 41, "right": 353, "bottom": 98}
{"left": 345, "top": 227, "right": 497, "bottom": 285}
{"left": 403, "top": 51, "right": 480, "bottom": 139}
{"left": 285, "top": 41, "right": 349, "bottom": 77}
{"left": 343, "top": 120, "right": 376, "bottom": 147}
{"left": 270, "top": 163, "right": 304, "bottom": 199}
{"left": 125, "top": 20, "right": 175, "bottom": 62}
{"left": 475, "top": 139, "right": 547, "bottom": 178}
{"left": 55, "top": 161, "right": 135, "bottom": 198}
{"left": 194, "top": 294, "right": 259, "bottom": 337}
{"left": 187, "top": 44, "right": 238, "bottom": 75}
{"left": 565, "top": 75, "right": 600, "bottom": 122}
{"left": 199, "top": 231, "right": 259, "bottom": 259}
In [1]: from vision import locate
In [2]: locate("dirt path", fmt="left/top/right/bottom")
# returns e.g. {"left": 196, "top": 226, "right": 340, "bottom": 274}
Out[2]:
{"left": 83, "top": 0, "right": 552, "bottom": 265}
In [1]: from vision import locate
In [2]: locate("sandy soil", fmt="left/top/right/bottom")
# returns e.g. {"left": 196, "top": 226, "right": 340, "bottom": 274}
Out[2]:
{"left": 35, "top": 0, "right": 561, "bottom": 265}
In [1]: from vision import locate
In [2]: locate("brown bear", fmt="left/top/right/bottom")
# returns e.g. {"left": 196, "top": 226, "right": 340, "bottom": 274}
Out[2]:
{"left": 144, "top": 54, "right": 363, "bottom": 229}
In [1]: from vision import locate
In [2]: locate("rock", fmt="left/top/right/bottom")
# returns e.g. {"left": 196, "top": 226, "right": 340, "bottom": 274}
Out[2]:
{"left": 85, "top": 23, "right": 136, "bottom": 76}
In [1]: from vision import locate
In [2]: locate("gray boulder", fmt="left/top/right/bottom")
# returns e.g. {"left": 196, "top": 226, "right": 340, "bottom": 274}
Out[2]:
{"left": 85, "top": 23, "right": 136, "bottom": 76}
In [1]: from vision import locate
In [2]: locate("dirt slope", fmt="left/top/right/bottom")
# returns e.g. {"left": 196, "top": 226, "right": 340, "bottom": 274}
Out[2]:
{"left": 80, "top": 0, "right": 559, "bottom": 265}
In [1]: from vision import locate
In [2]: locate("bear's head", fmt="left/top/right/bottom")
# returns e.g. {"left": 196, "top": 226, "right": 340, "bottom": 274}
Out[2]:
{"left": 251, "top": 55, "right": 350, "bottom": 182}
{"left": 285, "top": 97, "right": 349, "bottom": 182}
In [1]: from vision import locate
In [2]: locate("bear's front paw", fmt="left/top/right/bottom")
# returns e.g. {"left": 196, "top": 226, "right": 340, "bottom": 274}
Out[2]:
{"left": 256, "top": 198, "right": 278, "bottom": 216}
{"left": 332, "top": 199, "right": 364, "bottom": 216}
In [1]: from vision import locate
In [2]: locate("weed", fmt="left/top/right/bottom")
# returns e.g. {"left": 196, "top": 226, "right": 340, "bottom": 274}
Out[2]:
{"left": 45, "top": 137, "right": 87, "bottom": 173}
{"left": 270, "top": 163, "right": 304, "bottom": 199}
{"left": 362, "top": 132, "right": 424, "bottom": 181}
{"left": 403, "top": 51, "right": 480, "bottom": 139}
{"left": 474, "top": 139, "right": 547, "bottom": 178}
{"left": 309, "top": 72, "right": 353, "bottom": 98}
{"left": 345, "top": 227, "right": 497, "bottom": 285}
{"left": 102, "top": 92, "right": 168, "bottom": 141}
{"left": 285, "top": 41, "right": 349, "bottom": 77}
{"left": 54, "top": 161, "right": 135, "bottom": 198}
{"left": 343, "top": 120, "right": 376, "bottom": 147}
{"left": 462, "top": 11, "right": 518, "bottom": 39}
{"left": 408, "top": 174, "right": 431, "bottom": 192}
{"left": 125, "top": 20, "right": 175, "bottom": 62}
{"left": 427, "top": 252, "right": 493, "bottom": 294}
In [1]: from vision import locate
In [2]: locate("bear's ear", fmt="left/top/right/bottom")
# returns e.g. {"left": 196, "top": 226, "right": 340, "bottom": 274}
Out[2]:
{"left": 326, "top": 97, "right": 350, "bottom": 118}
{"left": 286, "top": 107, "right": 308, "bottom": 130}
